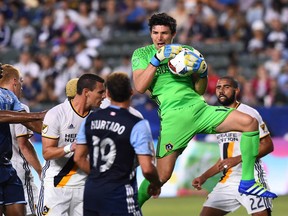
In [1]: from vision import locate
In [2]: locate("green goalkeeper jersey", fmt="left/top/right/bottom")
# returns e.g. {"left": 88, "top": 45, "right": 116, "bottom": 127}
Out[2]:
{"left": 131, "top": 44, "right": 205, "bottom": 115}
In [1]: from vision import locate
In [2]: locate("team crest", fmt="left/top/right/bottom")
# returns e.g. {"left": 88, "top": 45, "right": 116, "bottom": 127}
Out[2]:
{"left": 42, "top": 124, "right": 48, "bottom": 134}
{"left": 42, "top": 205, "right": 50, "bottom": 215}
{"left": 165, "top": 143, "right": 173, "bottom": 151}
{"left": 261, "top": 123, "right": 268, "bottom": 133}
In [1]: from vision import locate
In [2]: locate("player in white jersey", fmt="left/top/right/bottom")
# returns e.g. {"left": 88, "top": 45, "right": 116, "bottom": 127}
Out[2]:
{"left": 37, "top": 74, "right": 105, "bottom": 216}
{"left": 10, "top": 103, "right": 42, "bottom": 216}
{"left": 192, "top": 76, "right": 274, "bottom": 216}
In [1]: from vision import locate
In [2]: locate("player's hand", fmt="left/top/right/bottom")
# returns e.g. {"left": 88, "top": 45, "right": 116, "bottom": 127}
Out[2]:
{"left": 184, "top": 54, "right": 208, "bottom": 77}
{"left": 150, "top": 44, "right": 182, "bottom": 67}
{"left": 218, "top": 157, "right": 241, "bottom": 172}
{"left": 192, "top": 176, "right": 206, "bottom": 190}
{"left": 147, "top": 182, "right": 161, "bottom": 198}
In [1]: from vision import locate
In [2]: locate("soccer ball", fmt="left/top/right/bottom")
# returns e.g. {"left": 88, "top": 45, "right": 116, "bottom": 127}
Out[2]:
{"left": 168, "top": 48, "right": 207, "bottom": 77}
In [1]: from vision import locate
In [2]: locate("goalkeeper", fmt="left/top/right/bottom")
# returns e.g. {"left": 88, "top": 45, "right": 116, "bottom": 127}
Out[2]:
{"left": 131, "top": 12, "right": 277, "bottom": 207}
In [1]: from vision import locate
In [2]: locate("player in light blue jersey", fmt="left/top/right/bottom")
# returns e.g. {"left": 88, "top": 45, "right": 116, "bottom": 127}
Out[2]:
{"left": 0, "top": 64, "right": 44, "bottom": 216}
{"left": 74, "top": 72, "right": 161, "bottom": 216}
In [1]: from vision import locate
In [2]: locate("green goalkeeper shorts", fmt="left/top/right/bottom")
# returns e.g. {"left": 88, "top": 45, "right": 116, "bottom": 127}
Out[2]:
{"left": 156, "top": 101, "right": 234, "bottom": 158}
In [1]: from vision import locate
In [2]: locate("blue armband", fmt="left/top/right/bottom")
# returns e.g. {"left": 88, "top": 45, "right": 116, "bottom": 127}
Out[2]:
{"left": 150, "top": 55, "right": 160, "bottom": 67}
{"left": 199, "top": 69, "right": 208, "bottom": 78}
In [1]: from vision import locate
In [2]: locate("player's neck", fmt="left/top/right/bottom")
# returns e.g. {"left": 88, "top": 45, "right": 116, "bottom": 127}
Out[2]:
{"left": 110, "top": 100, "right": 130, "bottom": 109}
{"left": 71, "top": 98, "right": 89, "bottom": 116}
{"left": 229, "top": 101, "right": 240, "bottom": 109}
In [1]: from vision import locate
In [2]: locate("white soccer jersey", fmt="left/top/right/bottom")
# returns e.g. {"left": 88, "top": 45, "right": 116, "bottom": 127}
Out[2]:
{"left": 216, "top": 103, "right": 270, "bottom": 185}
{"left": 42, "top": 99, "right": 88, "bottom": 187}
{"left": 10, "top": 103, "right": 34, "bottom": 182}
{"left": 10, "top": 103, "right": 39, "bottom": 215}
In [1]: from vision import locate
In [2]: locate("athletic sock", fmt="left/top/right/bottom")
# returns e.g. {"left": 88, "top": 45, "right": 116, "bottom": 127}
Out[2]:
{"left": 137, "top": 179, "right": 151, "bottom": 207}
{"left": 240, "top": 131, "right": 259, "bottom": 180}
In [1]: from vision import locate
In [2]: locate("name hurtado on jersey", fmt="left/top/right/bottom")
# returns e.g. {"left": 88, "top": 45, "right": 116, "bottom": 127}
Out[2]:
{"left": 216, "top": 132, "right": 240, "bottom": 143}
{"left": 91, "top": 120, "right": 126, "bottom": 135}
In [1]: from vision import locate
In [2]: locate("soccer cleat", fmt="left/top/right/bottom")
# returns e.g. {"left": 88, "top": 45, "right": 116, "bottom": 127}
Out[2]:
{"left": 238, "top": 180, "right": 278, "bottom": 198}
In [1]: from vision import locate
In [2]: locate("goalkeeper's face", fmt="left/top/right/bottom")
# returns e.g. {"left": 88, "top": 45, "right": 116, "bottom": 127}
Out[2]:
{"left": 215, "top": 79, "right": 237, "bottom": 107}
{"left": 150, "top": 25, "right": 176, "bottom": 50}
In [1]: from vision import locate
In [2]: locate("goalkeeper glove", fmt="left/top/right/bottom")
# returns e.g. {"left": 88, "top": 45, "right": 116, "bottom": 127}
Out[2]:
{"left": 184, "top": 54, "right": 208, "bottom": 78}
{"left": 150, "top": 44, "right": 182, "bottom": 67}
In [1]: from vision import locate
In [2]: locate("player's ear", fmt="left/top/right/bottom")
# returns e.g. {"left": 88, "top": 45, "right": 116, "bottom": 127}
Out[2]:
{"left": 235, "top": 87, "right": 240, "bottom": 97}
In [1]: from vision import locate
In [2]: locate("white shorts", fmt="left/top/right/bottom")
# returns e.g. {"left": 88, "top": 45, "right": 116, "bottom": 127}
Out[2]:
{"left": 203, "top": 183, "right": 273, "bottom": 214}
{"left": 23, "top": 181, "right": 39, "bottom": 216}
{"left": 37, "top": 185, "right": 84, "bottom": 216}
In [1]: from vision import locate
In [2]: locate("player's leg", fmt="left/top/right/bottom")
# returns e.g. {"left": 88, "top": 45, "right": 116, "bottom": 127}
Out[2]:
{"left": 201, "top": 183, "right": 240, "bottom": 216}
{"left": 216, "top": 110, "right": 258, "bottom": 180}
{"left": 38, "top": 185, "right": 71, "bottom": 216}
{"left": 200, "top": 206, "right": 228, "bottom": 216}
{"left": 252, "top": 209, "right": 272, "bottom": 216}
{"left": 4, "top": 203, "right": 26, "bottom": 216}
{"left": 216, "top": 110, "right": 277, "bottom": 198}
{"left": 138, "top": 106, "right": 197, "bottom": 207}
{"left": 138, "top": 151, "right": 180, "bottom": 207}
{"left": 3, "top": 167, "right": 26, "bottom": 216}
{"left": 69, "top": 187, "right": 84, "bottom": 216}
{"left": 239, "top": 191, "right": 272, "bottom": 216}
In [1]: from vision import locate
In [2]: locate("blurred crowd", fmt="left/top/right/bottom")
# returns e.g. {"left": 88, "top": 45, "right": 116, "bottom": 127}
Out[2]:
{"left": 0, "top": 0, "right": 288, "bottom": 111}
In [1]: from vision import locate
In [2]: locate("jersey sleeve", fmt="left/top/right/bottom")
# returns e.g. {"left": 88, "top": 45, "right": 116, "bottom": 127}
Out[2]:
{"left": 42, "top": 108, "right": 60, "bottom": 139}
{"left": 14, "top": 103, "right": 33, "bottom": 138}
{"left": 131, "top": 48, "right": 151, "bottom": 71}
{"left": 246, "top": 107, "right": 270, "bottom": 138}
{"left": 130, "top": 119, "right": 154, "bottom": 155}
{"left": 10, "top": 91, "right": 24, "bottom": 111}
{"left": 76, "top": 118, "right": 87, "bottom": 145}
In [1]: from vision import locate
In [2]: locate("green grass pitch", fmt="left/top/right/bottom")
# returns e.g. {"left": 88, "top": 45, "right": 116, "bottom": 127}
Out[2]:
{"left": 142, "top": 195, "right": 288, "bottom": 216}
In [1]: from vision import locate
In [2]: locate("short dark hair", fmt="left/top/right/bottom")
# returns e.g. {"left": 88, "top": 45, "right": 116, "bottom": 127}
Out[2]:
{"left": 219, "top": 76, "right": 239, "bottom": 88}
{"left": 106, "top": 72, "right": 132, "bottom": 102}
{"left": 77, "top": 73, "right": 104, "bottom": 94}
{"left": 148, "top": 13, "right": 177, "bottom": 34}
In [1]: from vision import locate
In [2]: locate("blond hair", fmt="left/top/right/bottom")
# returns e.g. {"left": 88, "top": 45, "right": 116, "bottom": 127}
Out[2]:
{"left": 0, "top": 64, "right": 20, "bottom": 86}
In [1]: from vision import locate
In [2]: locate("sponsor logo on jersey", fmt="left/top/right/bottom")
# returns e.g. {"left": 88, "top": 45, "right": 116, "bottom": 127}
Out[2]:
{"left": 65, "top": 133, "right": 77, "bottom": 142}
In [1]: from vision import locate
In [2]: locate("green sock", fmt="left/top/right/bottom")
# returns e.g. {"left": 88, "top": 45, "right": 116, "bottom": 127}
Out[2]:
{"left": 138, "top": 179, "right": 151, "bottom": 207}
{"left": 240, "top": 131, "right": 259, "bottom": 180}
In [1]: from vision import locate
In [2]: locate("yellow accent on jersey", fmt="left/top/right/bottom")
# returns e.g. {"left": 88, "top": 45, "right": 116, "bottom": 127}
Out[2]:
{"left": 220, "top": 141, "right": 235, "bottom": 183}
{"left": 56, "top": 164, "right": 78, "bottom": 187}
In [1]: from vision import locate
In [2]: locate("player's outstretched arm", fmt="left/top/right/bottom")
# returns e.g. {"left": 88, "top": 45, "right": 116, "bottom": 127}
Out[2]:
{"left": 194, "top": 75, "right": 208, "bottom": 95}
{"left": 17, "top": 136, "right": 42, "bottom": 178}
{"left": 192, "top": 159, "right": 221, "bottom": 190}
{"left": 0, "top": 110, "right": 45, "bottom": 123}
{"left": 257, "top": 134, "right": 274, "bottom": 158}
{"left": 138, "top": 155, "right": 161, "bottom": 197}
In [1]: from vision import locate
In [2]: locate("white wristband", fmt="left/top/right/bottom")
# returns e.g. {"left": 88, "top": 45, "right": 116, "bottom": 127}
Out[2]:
{"left": 64, "top": 144, "right": 72, "bottom": 154}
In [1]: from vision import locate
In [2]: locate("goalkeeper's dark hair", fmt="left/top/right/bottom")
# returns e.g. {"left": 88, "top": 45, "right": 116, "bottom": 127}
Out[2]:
{"left": 106, "top": 72, "right": 132, "bottom": 102}
{"left": 149, "top": 13, "right": 177, "bottom": 34}
{"left": 220, "top": 76, "right": 239, "bottom": 88}
{"left": 77, "top": 73, "right": 104, "bottom": 94}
